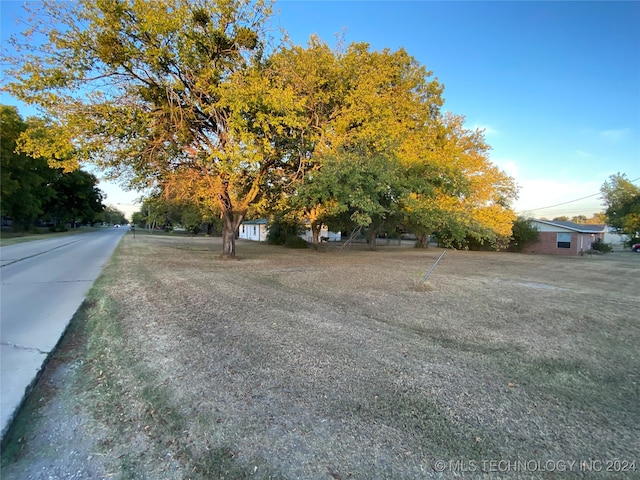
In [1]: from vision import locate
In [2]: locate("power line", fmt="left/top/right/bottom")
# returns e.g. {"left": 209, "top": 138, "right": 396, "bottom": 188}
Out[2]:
{"left": 524, "top": 176, "right": 640, "bottom": 212}
{"left": 527, "top": 192, "right": 601, "bottom": 211}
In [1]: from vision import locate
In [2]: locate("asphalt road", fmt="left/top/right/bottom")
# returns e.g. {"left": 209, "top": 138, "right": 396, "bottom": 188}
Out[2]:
{"left": 0, "top": 227, "right": 127, "bottom": 439}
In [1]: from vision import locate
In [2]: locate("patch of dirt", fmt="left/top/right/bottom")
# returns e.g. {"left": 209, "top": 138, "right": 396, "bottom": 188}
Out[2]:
{"left": 1, "top": 345, "right": 108, "bottom": 479}
{"left": 3, "top": 236, "right": 639, "bottom": 479}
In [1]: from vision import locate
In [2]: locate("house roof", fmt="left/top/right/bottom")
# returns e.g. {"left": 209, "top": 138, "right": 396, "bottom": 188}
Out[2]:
{"left": 241, "top": 218, "right": 268, "bottom": 225}
{"left": 533, "top": 219, "right": 607, "bottom": 233}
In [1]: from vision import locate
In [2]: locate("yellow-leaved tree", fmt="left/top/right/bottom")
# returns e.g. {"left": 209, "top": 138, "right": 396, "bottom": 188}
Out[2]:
{"left": 263, "top": 38, "right": 517, "bottom": 248}
{"left": 4, "top": 0, "right": 294, "bottom": 258}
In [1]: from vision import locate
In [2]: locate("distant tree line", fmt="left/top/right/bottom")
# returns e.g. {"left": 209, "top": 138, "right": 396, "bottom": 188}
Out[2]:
{"left": 130, "top": 195, "right": 221, "bottom": 235}
{"left": 1, "top": 105, "right": 107, "bottom": 231}
{"left": 544, "top": 213, "right": 608, "bottom": 224}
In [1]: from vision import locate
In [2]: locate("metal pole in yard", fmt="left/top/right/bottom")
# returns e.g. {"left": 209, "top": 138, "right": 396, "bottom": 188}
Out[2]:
{"left": 420, "top": 250, "right": 447, "bottom": 285}
{"left": 339, "top": 225, "right": 363, "bottom": 251}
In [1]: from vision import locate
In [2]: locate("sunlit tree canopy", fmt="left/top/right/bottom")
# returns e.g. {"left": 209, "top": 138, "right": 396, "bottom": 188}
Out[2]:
{"left": 4, "top": 0, "right": 518, "bottom": 254}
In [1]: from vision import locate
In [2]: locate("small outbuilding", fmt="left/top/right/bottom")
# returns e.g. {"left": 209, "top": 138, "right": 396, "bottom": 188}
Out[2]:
{"left": 525, "top": 220, "right": 607, "bottom": 256}
{"left": 238, "top": 218, "right": 341, "bottom": 244}
{"left": 238, "top": 218, "right": 268, "bottom": 241}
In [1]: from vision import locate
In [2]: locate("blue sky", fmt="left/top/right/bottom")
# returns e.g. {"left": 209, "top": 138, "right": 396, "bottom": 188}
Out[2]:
{"left": 2, "top": 1, "right": 639, "bottom": 219}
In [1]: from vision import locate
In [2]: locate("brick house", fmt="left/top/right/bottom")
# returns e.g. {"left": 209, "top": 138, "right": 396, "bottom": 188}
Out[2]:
{"left": 525, "top": 220, "right": 607, "bottom": 256}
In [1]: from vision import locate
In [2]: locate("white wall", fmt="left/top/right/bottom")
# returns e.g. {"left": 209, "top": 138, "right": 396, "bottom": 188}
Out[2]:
{"left": 299, "top": 224, "right": 341, "bottom": 242}
{"left": 239, "top": 223, "right": 268, "bottom": 241}
{"left": 604, "top": 232, "right": 629, "bottom": 250}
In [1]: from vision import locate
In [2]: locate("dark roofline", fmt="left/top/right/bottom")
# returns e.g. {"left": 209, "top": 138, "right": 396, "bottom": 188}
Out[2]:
{"left": 241, "top": 218, "right": 268, "bottom": 225}
{"left": 533, "top": 219, "right": 607, "bottom": 233}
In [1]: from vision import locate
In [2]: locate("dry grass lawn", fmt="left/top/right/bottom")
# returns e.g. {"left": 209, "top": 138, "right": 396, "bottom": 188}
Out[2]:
{"left": 3, "top": 233, "right": 639, "bottom": 479}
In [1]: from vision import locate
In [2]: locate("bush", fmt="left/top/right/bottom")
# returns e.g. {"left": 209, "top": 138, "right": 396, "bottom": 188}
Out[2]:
{"left": 267, "top": 216, "right": 305, "bottom": 245}
{"left": 186, "top": 224, "right": 200, "bottom": 235}
{"left": 283, "top": 235, "right": 309, "bottom": 249}
{"left": 510, "top": 217, "right": 540, "bottom": 252}
{"left": 591, "top": 238, "right": 612, "bottom": 253}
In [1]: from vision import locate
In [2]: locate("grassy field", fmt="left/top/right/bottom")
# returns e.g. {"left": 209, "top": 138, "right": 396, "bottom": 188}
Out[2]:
{"left": 3, "top": 234, "right": 639, "bottom": 479}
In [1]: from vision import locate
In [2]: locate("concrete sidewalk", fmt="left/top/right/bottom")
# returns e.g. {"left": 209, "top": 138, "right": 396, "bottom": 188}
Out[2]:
{"left": 1, "top": 229, "right": 126, "bottom": 440}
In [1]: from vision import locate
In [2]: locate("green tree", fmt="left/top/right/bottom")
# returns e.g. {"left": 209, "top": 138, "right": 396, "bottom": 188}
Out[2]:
{"left": 1, "top": 106, "right": 57, "bottom": 229}
{"left": 131, "top": 211, "right": 145, "bottom": 228}
{"left": 295, "top": 147, "right": 406, "bottom": 249}
{"left": 44, "top": 169, "right": 105, "bottom": 228}
{"left": 399, "top": 114, "right": 517, "bottom": 249}
{"left": 137, "top": 196, "right": 169, "bottom": 233}
{"left": 600, "top": 173, "right": 640, "bottom": 236}
{"left": 509, "top": 216, "right": 540, "bottom": 252}
{"left": 5, "top": 0, "right": 285, "bottom": 258}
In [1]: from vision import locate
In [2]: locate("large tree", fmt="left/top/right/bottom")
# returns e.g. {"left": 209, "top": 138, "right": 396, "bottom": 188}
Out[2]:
{"left": 600, "top": 173, "right": 640, "bottom": 236}
{"left": 272, "top": 39, "right": 517, "bottom": 248}
{"left": 295, "top": 147, "right": 407, "bottom": 247}
{"left": 267, "top": 38, "right": 447, "bottom": 246}
{"left": 428, "top": 113, "right": 517, "bottom": 248}
{"left": 1, "top": 105, "right": 105, "bottom": 229}
{"left": 4, "top": 0, "right": 287, "bottom": 257}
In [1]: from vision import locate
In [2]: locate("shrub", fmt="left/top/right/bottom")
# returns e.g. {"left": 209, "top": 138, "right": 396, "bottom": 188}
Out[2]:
{"left": 591, "top": 238, "right": 612, "bottom": 253}
{"left": 510, "top": 217, "right": 540, "bottom": 252}
{"left": 267, "top": 216, "right": 305, "bottom": 245}
{"left": 283, "top": 235, "right": 309, "bottom": 249}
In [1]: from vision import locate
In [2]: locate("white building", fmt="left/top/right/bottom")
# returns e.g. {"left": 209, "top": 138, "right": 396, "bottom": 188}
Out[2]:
{"left": 603, "top": 228, "right": 630, "bottom": 251}
{"left": 238, "top": 218, "right": 341, "bottom": 243}
{"left": 298, "top": 224, "right": 341, "bottom": 243}
{"left": 238, "top": 219, "right": 268, "bottom": 241}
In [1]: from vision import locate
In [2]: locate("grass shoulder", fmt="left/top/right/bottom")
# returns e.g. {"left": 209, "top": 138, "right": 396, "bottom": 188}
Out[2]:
{"left": 0, "top": 226, "right": 104, "bottom": 246}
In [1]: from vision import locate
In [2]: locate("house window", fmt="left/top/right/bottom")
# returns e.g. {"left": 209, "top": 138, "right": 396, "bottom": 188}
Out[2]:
{"left": 253, "top": 226, "right": 257, "bottom": 234}
{"left": 557, "top": 232, "right": 571, "bottom": 249}
{"left": 242, "top": 225, "right": 245, "bottom": 233}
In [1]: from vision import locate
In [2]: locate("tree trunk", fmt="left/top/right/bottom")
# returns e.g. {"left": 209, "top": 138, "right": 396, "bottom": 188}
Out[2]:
{"left": 418, "top": 233, "right": 429, "bottom": 248}
{"left": 221, "top": 210, "right": 244, "bottom": 258}
{"left": 311, "top": 221, "right": 322, "bottom": 245}
{"left": 369, "top": 225, "right": 377, "bottom": 251}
